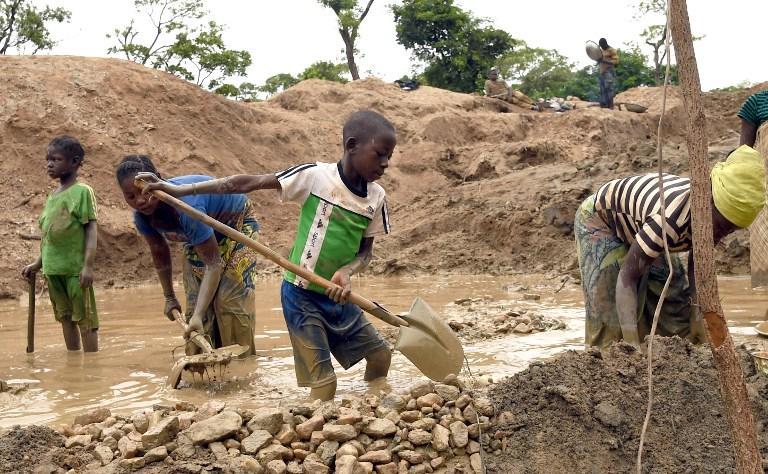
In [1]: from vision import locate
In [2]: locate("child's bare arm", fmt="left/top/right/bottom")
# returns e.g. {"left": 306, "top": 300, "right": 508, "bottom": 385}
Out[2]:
{"left": 144, "top": 233, "right": 181, "bottom": 320}
{"left": 138, "top": 173, "right": 281, "bottom": 197}
{"left": 22, "top": 257, "right": 42, "bottom": 281}
{"left": 326, "top": 237, "right": 375, "bottom": 303}
{"left": 79, "top": 221, "right": 98, "bottom": 288}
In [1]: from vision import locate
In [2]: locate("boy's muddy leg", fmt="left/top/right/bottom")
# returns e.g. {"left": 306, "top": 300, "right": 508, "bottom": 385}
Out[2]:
{"left": 363, "top": 346, "right": 391, "bottom": 382}
{"left": 310, "top": 380, "right": 337, "bottom": 401}
{"left": 80, "top": 328, "right": 98, "bottom": 352}
{"left": 61, "top": 317, "right": 82, "bottom": 351}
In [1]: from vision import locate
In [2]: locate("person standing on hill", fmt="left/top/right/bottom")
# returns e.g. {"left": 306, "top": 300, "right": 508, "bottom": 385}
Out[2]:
{"left": 575, "top": 146, "right": 765, "bottom": 349}
{"left": 738, "top": 89, "right": 768, "bottom": 147}
{"left": 597, "top": 38, "right": 619, "bottom": 109}
{"left": 22, "top": 136, "right": 99, "bottom": 352}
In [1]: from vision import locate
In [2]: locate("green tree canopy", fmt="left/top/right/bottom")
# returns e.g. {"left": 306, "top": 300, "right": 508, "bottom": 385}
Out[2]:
{"left": 299, "top": 61, "right": 349, "bottom": 82}
{"left": 0, "top": 0, "right": 70, "bottom": 54}
{"left": 318, "top": 0, "right": 374, "bottom": 80}
{"left": 107, "top": 0, "right": 251, "bottom": 93}
{"left": 391, "top": 0, "right": 515, "bottom": 93}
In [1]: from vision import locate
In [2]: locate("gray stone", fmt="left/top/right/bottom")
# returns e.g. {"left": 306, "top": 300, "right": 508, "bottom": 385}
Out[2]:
{"left": 323, "top": 424, "right": 358, "bottom": 442}
{"left": 400, "top": 411, "right": 421, "bottom": 423}
{"left": 416, "top": 394, "right": 443, "bottom": 408}
{"left": 194, "top": 400, "right": 227, "bottom": 422}
{"left": 470, "top": 453, "right": 483, "bottom": 473}
{"left": 455, "top": 395, "right": 472, "bottom": 411}
{"left": 241, "top": 430, "right": 273, "bottom": 454}
{"left": 431, "top": 424, "right": 450, "bottom": 452}
{"left": 449, "top": 421, "right": 468, "bottom": 448}
{"left": 286, "top": 460, "right": 303, "bottom": 474}
{"left": 184, "top": 410, "right": 242, "bottom": 445}
{"left": 594, "top": 401, "right": 624, "bottom": 427}
{"left": 118, "top": 457, "right": 146, "bottom": 471}
{"left": 336, "top": 454, "right": 365, "bottom": 474}
{"left": 513, "top": 323, "right": 532, "bottom": 334}
{"left": 210, "top": 441, "right": 228, "bottom": 461}
{"left": 375, "top": 462, "right": 398, "bottom": 474}
{"left": 131, "top": 413, "right": 150, "bottom": 434}
{"left": 256, "top": 445, "right": 292, "bottom": 465}
{"left": 229, "top": 454, "right": 264, "bottom": 474}
{"left": 409, "top": 381, "right": 434, "bottom": 399}
{"left": 474, "top": 398, "right": 495, "bottom": 417}
{"left": 336, "top": 443, "right": 360, "bottom": 459}
{"left": 303, "top": 459, "right": 331, "bottom": 474}
{"left": 467, "top": 440, "right": 480, "bottom": 454}
{"left": 247, "top": 409, "right": 284, "bottom": 435}
{"left": 101, "top": 426, "right": 123, "bottom": 442}
{"left": 64, "top": 434, "right": 91, "bottom": 449}
{"left": 411, "top": 419, "right": 436, "bottom": 432}
{"left": 103, "top": 436, "right": 118, "bottom": 451}
{"left": 407, "top": 429, "right": 432, "bottom": 446}
{"left": 297, "top": 415, "right": 325, "bottom": 440}
{"left": 74, "top": 408, "right": 111, "bottom": 426}
{"left": 225, "top": 438, "right": 242, "bottom": 450}
{"left": 316, "top": 440, "right": 340, "bottom": 466}
{"left": 430, "top": 457, "right": 445, "bottom": 469}
{"left": 266, "top": 459, "right": 287, "bottom": 474}
{"left": 94, "top": 445, "right": 114, "bottom": 465}
{"left": 433, "top": 384, "right": 460, "bottom": 402}
{"left": 142, "top": 416, "right": 179, "bottom": 450}
{"left": 338, "top": 411, "right": 364, "bottom": 426}
{"left": 380, "top": 394, "right": 407, "bottom": 412}
{"left": 359, "top": 450, "right": 392, "bottom": 464}
{"left": 144, "top": 446, "right": 168, "bottom": 464}
{"left": 275, "top": 424, "right": 297, "bottom": 445}
{"left": 398, "top": 450, "right": 425, "bottom": 464}
{"left": 363, "top": 419, "right": 397, "bottom": 438}
{"left": 117, "top": 436, "right": 140, "bottom": 459}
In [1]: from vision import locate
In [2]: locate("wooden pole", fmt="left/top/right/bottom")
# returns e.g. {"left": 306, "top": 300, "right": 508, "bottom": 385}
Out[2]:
{"left": 668, "top": 1, "right": 761, "bottom": 471}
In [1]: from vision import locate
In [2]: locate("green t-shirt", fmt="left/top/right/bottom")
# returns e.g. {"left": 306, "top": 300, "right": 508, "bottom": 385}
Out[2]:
{"left": 276, "top": 162, "right": 390, "bottom": 294}
{"left": 39, "top": 182, "right": 98, "bottom": 276}
{"left": 738, "top": 90, "right": 768, "bottom": 128}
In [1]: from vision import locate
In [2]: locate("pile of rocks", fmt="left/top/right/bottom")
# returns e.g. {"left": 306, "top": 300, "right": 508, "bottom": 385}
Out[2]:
{"left": 444, "top": 298, "right": 565, "bottom": 341}
{"left": 53, "top": 378, "right": 505, "bottom": 473}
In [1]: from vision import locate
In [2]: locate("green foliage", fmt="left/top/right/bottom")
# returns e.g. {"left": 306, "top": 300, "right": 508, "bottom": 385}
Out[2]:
{"left": 107, "top": 0, "right": 251, "bottom": 93}
{"left": 258, "top": 73, "right": 300, "bottom": 96}
{"left": 317, "top": 0, "right": 374, "bottom": 80}
{"left": 299, "top": 61, "right": 349, "bottom": 83}
{"left": 391, "top": 0, "right": 514, "bottom": 93}
{"left": 0, "top": 0, "right": 71, "bottom": 54}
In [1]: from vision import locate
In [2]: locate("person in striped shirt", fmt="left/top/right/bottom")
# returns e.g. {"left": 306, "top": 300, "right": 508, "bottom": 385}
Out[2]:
{"left": 141, "top": 110, "right": 395, "bottom": 401}
{"left": 738, "top": 89, "right": 768, "bottom": 147}
{"left": 575, "top": 145, "right": 765, "bottom": 349}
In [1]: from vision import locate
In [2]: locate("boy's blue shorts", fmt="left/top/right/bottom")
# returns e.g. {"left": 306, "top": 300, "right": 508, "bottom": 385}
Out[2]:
{"left": 280, "top": 280, "right": 389, "bottom": 388}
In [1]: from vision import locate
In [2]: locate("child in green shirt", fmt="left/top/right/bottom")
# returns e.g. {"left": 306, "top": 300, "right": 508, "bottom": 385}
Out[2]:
{"left": 22, "top": 136, "right": 99, "bottom": 352}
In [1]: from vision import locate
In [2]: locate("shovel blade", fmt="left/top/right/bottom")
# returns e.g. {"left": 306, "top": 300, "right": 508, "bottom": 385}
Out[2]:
{"left": 395, "top": 297, "right": 464, "bottom": 381}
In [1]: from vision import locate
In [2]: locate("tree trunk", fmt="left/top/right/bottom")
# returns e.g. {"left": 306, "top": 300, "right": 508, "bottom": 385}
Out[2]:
{"left": 340, "top": 29, "right": 360, "bottom": 80}
{"left": 668, "top": 1, "right": 762, "bottom": 472}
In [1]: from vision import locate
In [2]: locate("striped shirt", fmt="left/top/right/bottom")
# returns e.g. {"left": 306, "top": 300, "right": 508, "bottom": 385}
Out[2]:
{"left": 594, "top": 173, "right": 692, "bottom": 258}
{"left": 738, "top": 90, "right": 768, "bottom": 127}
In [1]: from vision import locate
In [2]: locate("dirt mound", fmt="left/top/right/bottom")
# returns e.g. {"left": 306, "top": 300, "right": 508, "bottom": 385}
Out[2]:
{"left": 486, "top": 337, "right": 768, "bottom": 473}
{"left": 0, "top": 56, "right": 754, "bottom": 297}
{"left": 0, "top": 425, "right": 64, "bottom": 472}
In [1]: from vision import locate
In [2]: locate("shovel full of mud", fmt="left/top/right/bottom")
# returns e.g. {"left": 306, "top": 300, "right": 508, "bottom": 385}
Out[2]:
{"left": 142, "top": 185, "right": 465, "bottom": 382}
{"left": 168, "top": 309, "right": 249, "bottom": 388}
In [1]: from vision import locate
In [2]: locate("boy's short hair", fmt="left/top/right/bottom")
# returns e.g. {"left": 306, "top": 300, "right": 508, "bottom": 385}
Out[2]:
{"left": 115, "top": 154, "right": 160, "bottom": 183}
{"left": 342, "top": 110, "right": 395, "bottom": 144}
{"left": 48, "top": 135, "right": 85, "bottom": 162}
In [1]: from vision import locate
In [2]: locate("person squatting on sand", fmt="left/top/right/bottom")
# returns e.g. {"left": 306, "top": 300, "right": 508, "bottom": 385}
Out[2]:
{"left": 115, "top": 155, "right": 258, "bottom": 356}
{"left": 141, "top": 110, "right": 395, "bottom": 401}
{"left": 575, "top": 145, "right": 765, "bottom": 349}
{"left": 22, "top": 135, "right": 99, "bottom": 353}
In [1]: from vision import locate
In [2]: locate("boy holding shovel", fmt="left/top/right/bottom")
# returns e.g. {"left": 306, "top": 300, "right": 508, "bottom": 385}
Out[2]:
{"left": 22, "top": 136, "right": 99, "bottom": 352}
{"left": 140, "top": 110, "right": 395, "bottom": 400}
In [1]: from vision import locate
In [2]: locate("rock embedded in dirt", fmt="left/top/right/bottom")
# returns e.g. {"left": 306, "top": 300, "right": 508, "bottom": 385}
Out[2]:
{"left": 73, "top": 407, "right": 111, "bottom": 427}
{"left": 93, "top": 444, "right": 113, "bottom": 465}
{"left": 184, "top": 410, "right": 242, "bottom": 445}
{"left": 141, "top": 415, "right": 179, "bottom": 450}
{"left": 64, "top": 434, "right": 91, "bottom": 449}
{"left": 469, "top": 452, "right": 483, "bottom": 473}
{"left": 248, "top": 408, "right": 285, "bottom": 435}
{"left": 363, "top": 418, "right": 397, "bottom": 438}
{"left": 144, "top": 445, "right": 168, "bottom": 464}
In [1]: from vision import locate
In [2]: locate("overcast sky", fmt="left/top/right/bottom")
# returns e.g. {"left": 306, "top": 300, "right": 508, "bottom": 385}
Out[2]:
{"left": 40, "top": 0, "right": 767, "bottom": 91}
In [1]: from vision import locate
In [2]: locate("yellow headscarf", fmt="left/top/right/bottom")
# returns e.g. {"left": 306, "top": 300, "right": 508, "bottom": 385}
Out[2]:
{"left": 711, "top": 145, "right": 766, "bottom": 228}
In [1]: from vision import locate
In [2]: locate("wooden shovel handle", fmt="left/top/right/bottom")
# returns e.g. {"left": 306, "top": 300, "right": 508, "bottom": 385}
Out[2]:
{"left": 171, "top": 309, "right": 214, "bottom": 353}
{"left": 139, "top": 183, "right": 408, "bottom": 328}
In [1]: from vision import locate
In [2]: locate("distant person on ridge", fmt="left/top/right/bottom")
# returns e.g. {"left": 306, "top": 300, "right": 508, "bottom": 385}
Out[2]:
{"left": 597, "top": 38, "right": 619, "bottom": 109}
{"left": 575, "top": 146, "right": 765, "bottom": 349}
{"left": 139, "top": 110, "right": 395, "bottom": 401}
{"left": 484, "top": 67, "right": 536, "bottom": 109}
{"left": 22, "top": 136, "right": 99, "bottom": 352}
{"left": 738, "top": 89, "right": 768, "bottom": 147}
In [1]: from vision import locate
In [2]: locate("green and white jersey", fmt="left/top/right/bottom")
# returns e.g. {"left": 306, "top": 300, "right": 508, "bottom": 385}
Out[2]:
{"left": 278, "top": 161, "right": 390, "bottom": 293}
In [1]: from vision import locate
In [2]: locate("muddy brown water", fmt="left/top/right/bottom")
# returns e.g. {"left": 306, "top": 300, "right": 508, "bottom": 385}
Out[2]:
{"left": 0, "top": 275, "right": 765, "bottom": 428}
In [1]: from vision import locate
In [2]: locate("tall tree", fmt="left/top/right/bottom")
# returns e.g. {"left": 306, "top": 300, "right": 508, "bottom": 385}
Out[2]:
{"left": 635, "top": 0, "right": 697, "bottom": 85}
{"left": 318, "top": 0, "right": 374, "bottom": 81}
{"left": 107, "top": 0, "right": 251, "bottom": 93}
{"left": 392, "top": 0, "right": 514, "bottom": 93}
{"left": 0, "top": 0, "right": 70, "bottom": 55}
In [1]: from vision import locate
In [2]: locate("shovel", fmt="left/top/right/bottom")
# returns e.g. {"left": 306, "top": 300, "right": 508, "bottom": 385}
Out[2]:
{"left": 140, "top": 183, "right": 465, "bottom": 382}
{"left": 168, "top": 308, "right": 249, "bottom": 388}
